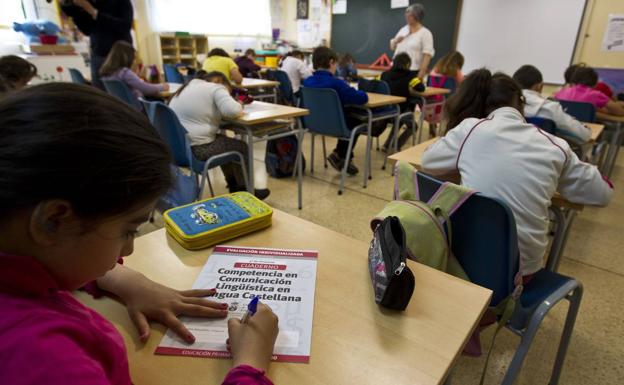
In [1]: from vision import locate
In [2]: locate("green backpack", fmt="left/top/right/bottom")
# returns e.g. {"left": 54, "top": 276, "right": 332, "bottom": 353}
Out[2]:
{"left": 372, "top": 161, "right": 475, "bottom": 280}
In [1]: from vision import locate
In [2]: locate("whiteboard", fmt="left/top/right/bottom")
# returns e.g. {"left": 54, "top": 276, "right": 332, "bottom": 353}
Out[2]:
{"left": 456, "top": 0, "right": 587, "bottom": 84}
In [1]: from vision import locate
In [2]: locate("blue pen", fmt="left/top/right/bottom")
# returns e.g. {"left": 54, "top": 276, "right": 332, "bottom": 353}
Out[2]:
{"left": 240, "top": 296, "right": 259, "bottom": 324}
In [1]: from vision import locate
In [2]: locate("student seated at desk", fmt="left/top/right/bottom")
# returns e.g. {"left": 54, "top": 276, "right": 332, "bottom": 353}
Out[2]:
{"left": 303, "top": 46, "right": 369, "bottom": 175}
{"left": 235, "top": 48, "right": 261, "bottom": 78}
{"left": 0, "top": 55, "right": 37, "bottom": 92}
{"left": 513, "top": 64, "right": 591, "bottom": 145}
{"left": 564, "top": 63, "right": 618, "bottom": 101}
{"left": 100, "top": 41, "right": 169, "bottom": 98}
{"left": 203, "top": 48, "right": 244, "bottom": 85}
{"left": 279, "top": 50, "right": 313, "bottom": 96}
{"left": 380, "top": 52, "right": 426, "bottom": 151}
{"left": 169, "top": 71, "right": 270, "bottom": 200}
{"left": 429, "top": 50, "right": 465, "bottom": 85}
{"left": 555, "top": 66, "right": 624, "bottom": 116}
{"left": 0, "top": 83, "right": 279, "bottom": 385}
{"left": 423, "top": 69, "right": 613, "bottom": 278}
{"left": 335, "top": 53, "right": 359, "bottom": 82}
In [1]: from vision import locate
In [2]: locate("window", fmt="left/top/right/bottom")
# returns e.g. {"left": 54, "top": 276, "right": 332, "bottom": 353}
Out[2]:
{"left": 0, "top": 0, "right": 25, "bottom": 26}
{"left": 148, "top": 0, "right": 272, "bottom": 36}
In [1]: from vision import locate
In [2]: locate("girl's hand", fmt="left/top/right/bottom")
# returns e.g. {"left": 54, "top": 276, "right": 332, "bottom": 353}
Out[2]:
{"left": 227, "top": 303, "right": 279, "bottom": 371}
{"left": 162, "top": 83, "right": 170, "bottom": 91}
{"left": 96, "top": 265, "right": 228, "bottom": 343}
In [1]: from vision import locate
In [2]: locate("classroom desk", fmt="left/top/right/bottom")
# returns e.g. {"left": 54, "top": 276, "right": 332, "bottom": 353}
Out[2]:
{"left": 349, "top": 93, "right": 407, "bottom": 185}
{"left": 586, "top": 122, "right": 605, "bottom": 143}
{"left": 413, "top": 87, "right": 452, "bottom": 144}
{"left": 240, "top": 78, "right": 281, "bottom": 103}
{"left": 596, "top": 112, "right": 624, "bottom": 177}
{"left": 75, "top": 209, "right": 492, "bottom": 385}
{"left": 224, "top": 101, "right": 309, "bottom": 209}
{"left": 387, "top": 138, "right": 588, "bottom": 272}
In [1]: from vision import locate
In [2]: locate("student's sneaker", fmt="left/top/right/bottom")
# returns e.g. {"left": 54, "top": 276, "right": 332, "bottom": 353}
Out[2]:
{"left": 254, "top": 188, "right": 271, "bottom": 200}
{"left": 327, "top": 152, "right": 359, "bottom": 176}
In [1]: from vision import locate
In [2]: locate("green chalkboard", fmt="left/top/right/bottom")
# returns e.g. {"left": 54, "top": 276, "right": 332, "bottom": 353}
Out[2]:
{"left": 331, "top": 0, "right": 461, "bottom": 66}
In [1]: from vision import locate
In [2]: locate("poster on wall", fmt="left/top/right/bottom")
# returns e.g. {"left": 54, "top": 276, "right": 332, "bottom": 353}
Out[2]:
{"left": 297, "top": 0, "right": 309, "bottom": 20}
{"left": 333, "top": 0, "right": 347, "bottom": 14}
{"left": 601, "top": 14, "right": 624, "bottom": 52}
{"left": 391, "top": 0, "right": 409, "bottom": 8}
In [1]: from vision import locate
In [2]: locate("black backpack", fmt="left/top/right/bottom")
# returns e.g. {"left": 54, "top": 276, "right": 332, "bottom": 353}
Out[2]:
{"left": 265, "top": 134, "right": 305, "bottom": 178}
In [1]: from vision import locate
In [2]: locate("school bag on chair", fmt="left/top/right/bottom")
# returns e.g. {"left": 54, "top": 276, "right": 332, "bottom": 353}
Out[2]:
{"left": 265, "top": 135, "right": 305, "bottom": 178}
{"left": 371, "top": 161, "right": 523, "bottom": 385}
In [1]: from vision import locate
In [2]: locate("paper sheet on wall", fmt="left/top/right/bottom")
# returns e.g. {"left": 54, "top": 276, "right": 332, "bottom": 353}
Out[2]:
{"left": 602, "top": 14, "right": 624, "bottom": 52}
{"left": 391, "top": 0, "right": 409, "bottom": 9}
{"left": 155, "top": 246, "right": 318, "bottom": 363}
{"left": 333, "top": 0, "right": 347, "bottom": 14}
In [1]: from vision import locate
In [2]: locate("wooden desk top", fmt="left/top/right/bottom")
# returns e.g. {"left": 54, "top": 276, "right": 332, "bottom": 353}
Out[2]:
{"left": 388, "top": 138, "right": 585, "bottom": 211}
{"left": 364, "top": 92, "right": 406, "bottom": 108}
{"left": 596, "top": 111, "right": 624, "bottom": 123}
{"left": 225, "top": 101, "right": 308, "bottom": 125}
{"left": 585, "top": 122, "right": 604, "bottom": 142}
{"left": 240, "top": 78, "right": 280, "bottom": 89}
{"left": 75, "top": 210, "right": 491, "bottom": 385}
{"left": 415, "top": 87, "right": 451, "bottom": 97}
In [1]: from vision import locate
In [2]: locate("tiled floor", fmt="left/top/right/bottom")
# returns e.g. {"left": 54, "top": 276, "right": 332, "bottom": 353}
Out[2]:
{"left": 143, "top": 128, "right": 624, "bottom": 385}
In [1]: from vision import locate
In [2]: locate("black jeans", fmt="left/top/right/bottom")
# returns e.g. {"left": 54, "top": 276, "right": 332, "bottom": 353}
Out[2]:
{"left": 90, "top": 53, "right": 106, "bottom": 90}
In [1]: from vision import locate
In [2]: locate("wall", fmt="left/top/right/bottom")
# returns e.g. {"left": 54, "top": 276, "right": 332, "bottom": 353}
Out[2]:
{"left": 574, "top": 0, "right": 624, "bottom": 67}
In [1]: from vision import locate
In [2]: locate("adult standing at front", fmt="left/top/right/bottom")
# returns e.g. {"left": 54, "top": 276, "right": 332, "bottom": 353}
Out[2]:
{"left": 389, "top": 4, "right": 434, "bottom": 80}
{"left": 60, "top": 0, "right": 133, "bottom": 89}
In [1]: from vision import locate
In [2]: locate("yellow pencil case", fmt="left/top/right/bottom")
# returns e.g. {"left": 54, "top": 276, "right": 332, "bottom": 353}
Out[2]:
{"left": 163, "top": 192, "right": 273, "bottom": 250}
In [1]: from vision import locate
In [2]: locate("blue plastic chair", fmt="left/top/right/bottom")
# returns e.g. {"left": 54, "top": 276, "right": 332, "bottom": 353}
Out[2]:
{"left": 164, "top": 64, "right": 184, "bottom": 84}
{"left": 416, "top": 172, "right": 583, "bottom": 385}
{"left": 68, "top": 68, "right": 88, "bottom": 85}
{"left": 300, "top": 86, "right": 369, "bottom": 195}
{"left": 556, "top": 99, "right": 596, "bottom": 123}
{"left": 266, "top": 69, "right": 296, "bottom": 106}
{"left": 526, "top": 116, "right": 557, "bottom": 135}
{"left": 102, "top": 79, "right": 141, "bottom": 111}
{"left": 140, "top": 99, "right": 250, "bottom": 199}
{"left": 427, "top": 74, "right": 458, "bottom": 93}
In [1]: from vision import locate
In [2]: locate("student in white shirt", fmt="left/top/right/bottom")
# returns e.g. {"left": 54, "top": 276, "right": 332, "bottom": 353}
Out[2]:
{"left": 169, "top": 71, "right": 270, "bottom": 199}
{"left": 513, "top": 65, "right": 591, "bottom": 145}
{"left": 389, "top": 3, "right": 435, "bottom": 79}
{"left": 279, "top": 50, "right": 313, "bottom": 95}
{"left": 423, "top": 69, "right": 613, "bottom": 278}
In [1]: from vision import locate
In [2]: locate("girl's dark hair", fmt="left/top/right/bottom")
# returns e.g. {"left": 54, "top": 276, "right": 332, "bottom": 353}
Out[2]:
{"left": 0, "top": 74, "right": 9, "bottom": 96}
{"left": 392, "top": 53, "right": 412, "bottom": 70}
{"left": 338, "top": 53, "right": 354, "bottom": 67}
{"left": 172, "top": 70, "right": 232, "bottom": 98}
{"left": 208, "top": 48, "right": 230, "bottom": 58}
{"left": 0, "top": 83, "right": 172, "bottom": 220}
{"left": 433, "top": 51, "right": 464, "bottom": 77}
{"left": 445, "top": 68, "right": 523, "bottom": 130}
{"left": 512, "top": 64, "right": 543, "bottom": 89}
{"left": 570, "top": 66, "right": 598, "bottom": 87}
{"left": 244, "top": 48, "right": 255, "bottom": 57}
{"left": 0, "top": 55, "right": 37, "bottom": 89}
{"left": 99, "top": 40, "right": 135, "bottom": 77}
{"left": 279, "top": 50, "right": 304, "bottom": 67}
{"left": 564, "top": 63, "right": 586, "bottom": 84}
{"left": 312, "top": 46, "right": 338, "bottom": 70}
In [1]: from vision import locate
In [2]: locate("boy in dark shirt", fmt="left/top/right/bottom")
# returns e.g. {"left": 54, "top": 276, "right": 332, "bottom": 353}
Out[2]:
{"left": 380, "top": 53, "right": 425, "bottom": 151}
{"left": 303, "top": 46, "right": 368, "bottom": 175}
{"left": 235, "top": 49, "right": 261, "bottom": 78}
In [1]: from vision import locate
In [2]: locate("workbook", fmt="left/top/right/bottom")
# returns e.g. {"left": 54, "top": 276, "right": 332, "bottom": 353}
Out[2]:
{"left": 155, "top": 245, "right": 318, "bottom": 363}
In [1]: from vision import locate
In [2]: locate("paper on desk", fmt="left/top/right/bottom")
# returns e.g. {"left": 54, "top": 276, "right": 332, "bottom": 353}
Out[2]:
{"left": 243, "top": 102, "right": 274, "bottom": 114}
{"left": 155, "top": 245, "right": 318, "bottom": 363}
{"left": 167, "top": 83, "right": 181, "bottom": 93}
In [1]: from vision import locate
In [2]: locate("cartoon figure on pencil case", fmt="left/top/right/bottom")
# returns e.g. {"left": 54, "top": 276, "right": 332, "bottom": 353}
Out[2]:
{"left": 190, "top": 203, "right": 220, "bottom": 225}
{"left": 368, "top": 236, "right": 388, "bottom": 301}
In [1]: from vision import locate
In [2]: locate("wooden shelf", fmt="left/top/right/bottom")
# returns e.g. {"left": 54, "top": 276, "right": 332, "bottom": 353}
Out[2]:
{"left": 159, "top": 33, "right": 207, "bottom": 69}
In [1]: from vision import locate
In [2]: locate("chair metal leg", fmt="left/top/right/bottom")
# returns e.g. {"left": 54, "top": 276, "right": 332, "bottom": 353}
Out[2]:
{"left": 383, "top": 115, "right": 401, "bottom": 170}
{"left": 340, "top": 130, "right": 360, "bottom": 195}
{"left": 376, "top": 136, "right": 380, "bottom": 151}
{"left": 310, "top": 134, "right": 315, "bottom": 174}
{"left": 207, "top": 173, "right": 215, "bottom": 197}
{"left": 363, "top": 114, "right": 373, "bottom": 188}
{"left": 549, "top": 285, "right": 583, "bottom": 385}
{"left": 322, "top": 136, "right": 328, "bottom": 168}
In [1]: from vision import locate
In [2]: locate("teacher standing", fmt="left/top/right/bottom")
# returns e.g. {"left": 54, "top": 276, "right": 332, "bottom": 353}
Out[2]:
{"left": 60, "top": 0, "right": 133, "bottom": 89}
{"left": 389, "top": 4, "right": 435, "bottom": 80}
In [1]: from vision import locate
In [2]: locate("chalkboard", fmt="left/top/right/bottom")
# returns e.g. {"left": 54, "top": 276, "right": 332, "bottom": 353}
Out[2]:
{"left": 331, "top": 0, "right": 461, "bottom": 66}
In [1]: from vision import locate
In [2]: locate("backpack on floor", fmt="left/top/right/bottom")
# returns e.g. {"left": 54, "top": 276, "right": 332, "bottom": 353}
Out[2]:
{"left": 265, "top": 134, "right": 305, "bottom": 178}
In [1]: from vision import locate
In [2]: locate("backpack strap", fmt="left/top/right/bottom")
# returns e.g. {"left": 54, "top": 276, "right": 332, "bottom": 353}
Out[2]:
{"left": 394, "top": 161, "right": 421, "bottom": 201}
{"left": 426, "top": 180, "right": 476, "bottom": 219}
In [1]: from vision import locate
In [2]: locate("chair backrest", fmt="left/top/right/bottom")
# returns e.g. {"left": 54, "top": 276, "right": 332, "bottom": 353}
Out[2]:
{"left": 416, "top": 172, "right": 519, "bottom": 305}
{"left": 556, "top": 99, "right": 596, "bottom": 122}
{"left": 68, "top": 68, "right": 87, "bottom": 85}
{"left": 358, "top": 78, "right": 390, "bottom": 95}
{"left": 300, "top": 87, "right": 352, "bottom": 138}
{"left": 266, "top": 69, "right": 295, "bottom": 105}
{"left": 427, "top": 75, "right": 457, "bottom": 93}
{"left": 164, "top": 64, "right": 184, "bottom": 84}
{"left": 526, "top": 116, "right": 557, "bottom": 135}
{"left": 141, "top": 100, "right": 190, "bottom": 167}
{"left": 101, "top": 79, "right": 141, "bottom": 110}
